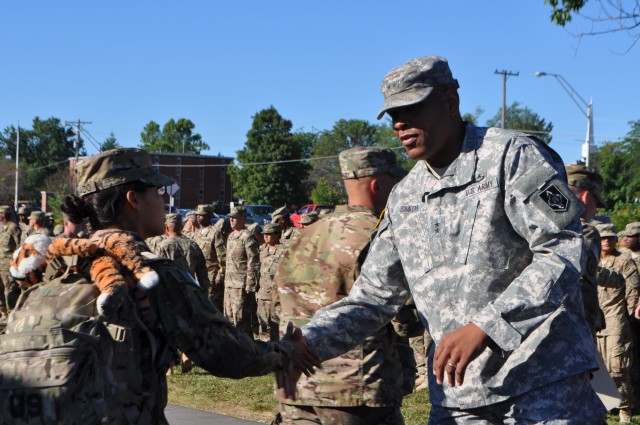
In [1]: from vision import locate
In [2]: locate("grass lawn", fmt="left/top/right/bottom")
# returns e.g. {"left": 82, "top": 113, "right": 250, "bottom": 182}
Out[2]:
{"left": 166, "top": 367, "right": 634, "bottom": 424}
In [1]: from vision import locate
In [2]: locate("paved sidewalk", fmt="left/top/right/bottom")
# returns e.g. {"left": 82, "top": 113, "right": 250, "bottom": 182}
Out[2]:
{"left": 165, "top": 404, "right": 266, "bottom": 424}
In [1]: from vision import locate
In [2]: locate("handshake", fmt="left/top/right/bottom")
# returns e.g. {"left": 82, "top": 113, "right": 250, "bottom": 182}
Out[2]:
{"left": 275, "top": 322, "right": 323, "bottom": 399}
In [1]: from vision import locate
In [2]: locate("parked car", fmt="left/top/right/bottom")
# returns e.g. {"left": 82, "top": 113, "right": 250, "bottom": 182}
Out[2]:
{"left": 245, "top": 205, "right": 274, "bottom": 225}
{"left": 290, "top": 204, "right": 333, "bottom": 227}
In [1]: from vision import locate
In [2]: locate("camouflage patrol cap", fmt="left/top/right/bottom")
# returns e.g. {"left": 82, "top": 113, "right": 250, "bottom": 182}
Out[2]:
{"left": 596, "top": 223, "right": 617, "bottom": 238}
{"left": 75, "top": 148, "right": 175, "bottom": 197}
{"left": 271, "top": 206, "right": 290, "bottom": 221}
{"left": 565, "top": 164, "right": 606, "bottom": 208}
{"left": 17, "top": 206, "right": 30, "bottom": 215}
{"left": 262, "top": 223, "right": 281, "bottom": 234}
{"left": 0, "top": 205, "right": 11, "bottom": 214}
{"left": 625, "top": 222, "right": 640, "bottom": 237}
{"left": 195, "top": 204, "right": 214, "bottom": 216}
{"left": 28, "top": 211, "right": 45, "bottom": 220}
{"left": 228, "top": 206, "right": 247, "bottom": 218}
{"left": 165, "top": 213, "right": 183, "bottom": 226}
{"left": 339, "top": 147, "right": 407, "bottom": 179}
{"left": 377, "top": 56, "right": 459, "bottom": 120}
{"left": 247, "top": 222, "right": 262, "bottom": 235}
{"left": 185, "top": 210, "right": 196, "bottom": 218}
{"left": 300, "top": 211, "right": 319, "bottom": 225}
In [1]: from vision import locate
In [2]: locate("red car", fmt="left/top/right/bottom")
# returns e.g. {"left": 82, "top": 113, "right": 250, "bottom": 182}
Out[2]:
{"left": 290, "top": 204, "right": 333, "bottom": 227}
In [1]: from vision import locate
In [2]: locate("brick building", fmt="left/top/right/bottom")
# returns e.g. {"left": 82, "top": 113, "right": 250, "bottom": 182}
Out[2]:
{"left": 69, "top": 152, "right": 234, "bottom": 210}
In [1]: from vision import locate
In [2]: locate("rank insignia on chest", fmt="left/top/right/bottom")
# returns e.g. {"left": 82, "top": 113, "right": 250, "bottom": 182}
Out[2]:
{"left": 538, "top": 184, "right": 569, "bottom": 212}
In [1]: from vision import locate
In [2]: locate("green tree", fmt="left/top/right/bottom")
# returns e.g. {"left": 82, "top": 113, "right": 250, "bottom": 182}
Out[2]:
{"left": 592, "top": 119, "right": 640, "bottom": 208}
{"left": 308, "top": 119, "right": 410, "bottom": 203}
{"left": 462, "top": 106, "right": 485, "bottom": 126}
{"left": 139, "top": 118, "right": 209, "bottom": 154}
{"left": 486, "top": 101, "right": 554, "bottom": 144}
{"left": 101, "top": 132, "right": 121, "bottom": 151}
{"left": 0, "top": 117, "right": 80, "bottom": 199}
{"left": 310, "top": 178, "right": 343, "bottom": 205}
{"left": 227, "top": 106, "right": 310, "bottom": 206}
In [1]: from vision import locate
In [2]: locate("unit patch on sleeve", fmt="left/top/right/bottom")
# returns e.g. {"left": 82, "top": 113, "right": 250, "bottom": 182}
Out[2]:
{"left": 538, "top": 184, "right": 569, "bottom": 212}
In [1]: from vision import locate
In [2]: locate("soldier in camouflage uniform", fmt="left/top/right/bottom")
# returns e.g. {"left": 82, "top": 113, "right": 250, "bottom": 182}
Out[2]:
{"left": 182, "top": 210, "right": 198, "bottom": 238}
{"left": 256, "top": 223, "right": 284, "bottom": 342}
{"left": 247, "top": 222, "right": 264, "bottom": 246}
{"left": 272, "top": 206, "right": 301, "bottom": 247}
{"left": 225, "top": 206, "right": 260, "bottom": 338}
{"left": 24, "top": 148, "right": 314, "bottom": 424}
{"left": 156, "top": 213, "right": 210, "bottom": 292}
{"left": 291, "top": 56, "right": 605, "bottom": 423}
{"left": 595, "top": 223, "right": 639, "bottom": 423}
{"left": 192, "top": 204, "right": 224, "bottom": 311}
{"left": 275, "top": 147, "right": 414, "bottom": 424}
{"left": 16, "top": 206, "right": 30, "bottom": 244}
{"left": 566, "top": 164, "right": 607, "bottom": 336}
{"left": 0, "top": 205, "right": 22, "bottom": 319}
{"left": 25, "top": 211, "right": 51, "bottom": 238}
{"left": 619, "top": 222, "right": 640, "bottom": 407}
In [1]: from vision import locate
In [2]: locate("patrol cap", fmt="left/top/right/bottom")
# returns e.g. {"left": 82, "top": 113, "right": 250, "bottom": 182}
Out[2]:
{"left": 0, "top": 205, "right": 12, "bottom": 214}
{"left": 625, "top": 222, "right": 640, "bottom": 237}
{"left": 340, "top": 147, "right": 407, "bottom": 180}
{"left": 75, "top": 148, "right": 175, "bottom": 197}
{"left": 596, "top": 223, "right": 617, "bottom": 238}
{"left": 262, "top": 223, "right": 281, "bottom": 234}
{"left": 565, "top": 164, "right": 606, "bottom": 208}
{"left": 300, "top": 211, "right": 319, "bottom": 225}
{"left": 17, "top": 206, "right": 30, "bottom": 215}
{"left": 377, "top": 56, "right": 459, "bottom": 120}
{"left": 165, "top": 213, "right": 183, "bottom": 226}
{"left": 229, "top": 206, "right": 247, "bottom": 218}
{"left": 247, "top": 222, "right": 262, "bottom": 235}
{"left": 185, "top": 210, "right": 196, "bottom": 218}
{"left": 28, "top": 211, "right": 45, "bottom": 220}
{"left": 195, "top": 204, "right": 214, "bottom": 216}
{"left": 271, "top": 206, "right": 290, "bottom": 221}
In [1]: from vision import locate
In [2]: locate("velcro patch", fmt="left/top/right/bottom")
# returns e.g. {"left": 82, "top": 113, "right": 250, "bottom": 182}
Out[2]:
{"left": 538, "top": 184, "right": 569, "bottom": 212}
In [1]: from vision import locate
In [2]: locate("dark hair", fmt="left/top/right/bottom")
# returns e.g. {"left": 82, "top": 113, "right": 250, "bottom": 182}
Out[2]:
{"left": 62, "top": 181, "right": 150, "bottom": 230}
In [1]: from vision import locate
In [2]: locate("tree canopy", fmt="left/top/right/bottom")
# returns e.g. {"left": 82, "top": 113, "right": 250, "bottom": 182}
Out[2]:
{"left": 227, "top": 106, "right": 310, "bottom": 207}
{"left": 486, "top": 101, "right": 554, "bottom": 144}
{"left": 139, "top": 118, "right": 209, "bottom": 154}
{"left": 0, "top": 117, "right": 81, "bottom": 199}
{"left": 101, "top": 132, "right": 121, "bottom": 151}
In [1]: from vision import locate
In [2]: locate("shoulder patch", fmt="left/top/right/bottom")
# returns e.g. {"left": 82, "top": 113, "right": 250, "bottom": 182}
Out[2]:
{"left": 538, "top": 183, "right": 569, "bottom": 212}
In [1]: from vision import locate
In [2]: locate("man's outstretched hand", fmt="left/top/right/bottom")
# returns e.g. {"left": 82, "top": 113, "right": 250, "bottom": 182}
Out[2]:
{"left": 276, "top": 322, "right": 322, "bottom": 399}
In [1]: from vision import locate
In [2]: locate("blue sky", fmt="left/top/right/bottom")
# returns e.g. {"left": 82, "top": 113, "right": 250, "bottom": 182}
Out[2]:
{"left": 1, "top": 1, "right": 638, "bottom": 165}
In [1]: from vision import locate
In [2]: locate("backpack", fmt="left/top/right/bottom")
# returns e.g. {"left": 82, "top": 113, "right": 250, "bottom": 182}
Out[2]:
{"left": 0, "top": 257, "right": 133, "bottom": 425}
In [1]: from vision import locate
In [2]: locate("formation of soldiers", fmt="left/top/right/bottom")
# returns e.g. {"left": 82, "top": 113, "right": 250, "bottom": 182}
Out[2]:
{"left": 142, "top": 203, "right": 308, "bottom": 343}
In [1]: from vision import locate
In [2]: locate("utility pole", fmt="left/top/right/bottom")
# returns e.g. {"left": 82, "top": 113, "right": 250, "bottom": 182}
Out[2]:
{"left": 494, "top": 70, "right": 519, "bottom": 129}
{"left": 14, "top": 125, "right": 20, "bottom": 210}
{"left": 65, "top": 119, "right": 92, "bottom": 193}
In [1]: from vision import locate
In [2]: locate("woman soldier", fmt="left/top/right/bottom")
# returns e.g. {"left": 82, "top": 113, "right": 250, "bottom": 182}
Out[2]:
{"left": 62, "top": 148, "right": 317, "bottom": 424}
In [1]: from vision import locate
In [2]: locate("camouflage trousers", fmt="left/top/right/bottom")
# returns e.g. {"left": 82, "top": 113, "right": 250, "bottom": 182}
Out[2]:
{"left": 0, "top": 266, "right": 20, "bottom": 312}
{"left": 257, "top": 299, "right": 279, "bottom": 341}
{"left": 597, "top": 334, "right": 635, "bottom": 412}
{"left": 409, "top": 330, "right": 433, "bottom": 385}
{"left": 279, "top": 403, "right": 404, "bottom": 425}
{"left": 208, "top": 276, "right": 224, "bottom": 313}
{"left": 427, "top": 372, "right": 605, "bottom": 424}
{"left": 224, "top": 288, "right": 256, "bottom": 338}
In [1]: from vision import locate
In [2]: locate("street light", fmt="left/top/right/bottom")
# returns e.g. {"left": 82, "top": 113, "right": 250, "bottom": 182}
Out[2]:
{"left": 535, "top": 71, "right": 594, "bottom": 166}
